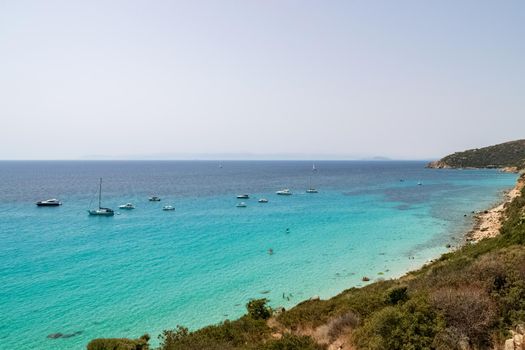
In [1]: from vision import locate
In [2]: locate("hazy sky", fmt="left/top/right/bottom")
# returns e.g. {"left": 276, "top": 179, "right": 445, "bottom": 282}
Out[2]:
{"left": 1, "top": 0, "right": 524, "bottom": 160}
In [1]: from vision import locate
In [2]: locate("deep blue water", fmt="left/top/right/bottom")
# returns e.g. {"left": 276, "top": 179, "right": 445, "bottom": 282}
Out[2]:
{"left": 0, "top": 161, "right": 517, "bottom": 349}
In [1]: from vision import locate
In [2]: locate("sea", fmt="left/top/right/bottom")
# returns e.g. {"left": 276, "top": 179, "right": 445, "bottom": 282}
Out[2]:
{"left": 0, "top": 160, "right": 518, "bottom": 350}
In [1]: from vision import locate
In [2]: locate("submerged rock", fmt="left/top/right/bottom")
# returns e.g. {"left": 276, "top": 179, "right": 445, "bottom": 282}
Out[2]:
{"left": 47, "top": 333, "right": 63, "bottom": 339}
{"left": 47, "top": 331, "right": 83, "bottom": 339}
{"left": 64, "top": 331, "right": 82, "bottom": 338}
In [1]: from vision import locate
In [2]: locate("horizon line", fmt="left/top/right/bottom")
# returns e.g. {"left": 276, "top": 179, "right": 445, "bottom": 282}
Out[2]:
{"left": 0, "top": 158, "right": 435, "bottom": 162}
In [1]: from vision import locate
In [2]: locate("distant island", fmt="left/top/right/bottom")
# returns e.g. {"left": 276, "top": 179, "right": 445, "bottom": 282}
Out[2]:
{"left": 427, "top": 139, "right": 525, "bottom": 171}
{"left": 87, "top": 142, "right": 525, "bottom": 350}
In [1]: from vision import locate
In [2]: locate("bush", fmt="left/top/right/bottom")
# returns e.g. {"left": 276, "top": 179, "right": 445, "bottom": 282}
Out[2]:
{"left": 430, "top": 286, "right": 497, "bottom": 348}
{"left": 158, "top": 326, "right": 189, "bottom": 350}
{"left": 261, "top": 334, "right": 324, "bottom": 350}
{"left": 158, "top": 317, "right": 270, "bottom": 350}
{"left": 352, "top": 297, "right": 444, "bottom": 350}
{"left": 277, "top": 280, "right": 395, "bottom": 330}
{"left": 87, "top": 334, "right": 149, "bottom": 350}
{"left": 385, "top": 286, "right": 408, "bottom": 305}
{"left": 246, "top": 298, "right": 272, "bottom": 320}
{"left": 432, "top": 327, "right": 470, "bottom": 350}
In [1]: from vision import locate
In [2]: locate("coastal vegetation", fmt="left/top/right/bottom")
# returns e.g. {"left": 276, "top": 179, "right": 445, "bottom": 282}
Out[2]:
{"left": 87, "top": 334, "right": 150, "bottom": 350}
{"left": 88, "top": 172, "right": 525, "bottom": 349}
{"left": 427, "top": 139, "right": 525, "bottom": 170}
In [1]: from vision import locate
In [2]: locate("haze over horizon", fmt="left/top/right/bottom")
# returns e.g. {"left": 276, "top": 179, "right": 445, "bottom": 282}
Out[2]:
{"left": 1, "top": 0, "right": 524, "bottom": 160}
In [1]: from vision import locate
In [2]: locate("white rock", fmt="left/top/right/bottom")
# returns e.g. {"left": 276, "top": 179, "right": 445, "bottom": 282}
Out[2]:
{"left": 514, "top": 334, "right": 523, "bottom": 349}
{"left": 505, "top": 338, "right": 515, "bottom": 350}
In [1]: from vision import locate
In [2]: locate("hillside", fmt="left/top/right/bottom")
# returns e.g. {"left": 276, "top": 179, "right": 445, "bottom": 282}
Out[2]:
{"left": 427, "top": 140, "right": 525, "bottom": 170}
{"left": 88, "top": 173, "right": 525, "bottom": 350}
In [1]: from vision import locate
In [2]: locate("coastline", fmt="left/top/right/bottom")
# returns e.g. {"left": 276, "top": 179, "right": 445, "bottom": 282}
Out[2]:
{"left": 273, "top": 173, "right": 525, "bottom": 350}
{"left": 466, "top": 173, "right": 524, "bottom": 242}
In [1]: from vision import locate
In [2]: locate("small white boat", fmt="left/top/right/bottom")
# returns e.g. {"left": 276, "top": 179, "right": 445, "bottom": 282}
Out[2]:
{"left": 36, "top": 198, "right": 61, "bottom": 206}
{"left": 162, "top": 205, "right": 175, "bottom": 211}
{"left": 276, "top": 189, "right": 292, "bottom": 196}
{"left": 119, "top": 203, "right": 135, "bottom": 209}
{"left": 149, "top": 196, "right": 161, "bottom": 201}
{"left": 417, "top": 181, "right": 422, "bottom": 186}
{"left": 258, "top": 198, "right": 269, "bottom": 203}
{"left": 306, "top": 188, "right": 318, "bottom": 193}
{"left": 236, "top": 194, "right": 249, "bottom": 199}
{"left": 236, "top": 202, "right": 247, "bottom": 208}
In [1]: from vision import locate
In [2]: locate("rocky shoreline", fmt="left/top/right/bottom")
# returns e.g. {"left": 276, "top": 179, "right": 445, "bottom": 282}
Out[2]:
{"left": 466, "top": 173, "right": 525, "bottom": 242}
{"left": 427, "top": 160, "right": 520, "bottom": 173}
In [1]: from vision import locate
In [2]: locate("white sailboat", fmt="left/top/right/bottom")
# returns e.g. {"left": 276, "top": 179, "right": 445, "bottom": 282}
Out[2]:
{"left": 88, "top": 178, "right": 114, "bottom": 216}
{"left": 306, "top": 163, "right": 318, "bottom": 193}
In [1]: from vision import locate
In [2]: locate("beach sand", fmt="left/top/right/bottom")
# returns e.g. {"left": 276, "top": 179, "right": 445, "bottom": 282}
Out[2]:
{"left": 467, "top": 173, "right": 524, "bottom": 242}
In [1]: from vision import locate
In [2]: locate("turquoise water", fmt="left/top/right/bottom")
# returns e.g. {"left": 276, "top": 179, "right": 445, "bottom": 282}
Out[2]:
{"left": 0, "top": 161, "right": 517, "bottom": 349}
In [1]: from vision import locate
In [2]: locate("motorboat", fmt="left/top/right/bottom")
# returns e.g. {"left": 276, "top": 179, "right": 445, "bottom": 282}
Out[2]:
{"left": 236, "top": 202, "right": 247, "bottom": 208}
{"left": 162, "top": 205, "right": 175, "bottom": 211}
{"left": 36, "top": 199, "right": 61, "bottom": 206}
{"left": 149, "top": 196, "right": 161, "bottom": 201}
{"left": 88, "top": 178, "right": 114, "bottom": 216}
{"left": 258, "top": 198, "right": 269, "bottom": 203}
{"left": 276, "top": 189, "right": 292, "bottom": 195}
{"left": 236, "top": 194, "right": 249, "bottom": 199}
{"left": 119, "top": 203, "right": 135, "bottom": 209}
{"left": 306, "top": 188, "right": 318, "bottom": 193}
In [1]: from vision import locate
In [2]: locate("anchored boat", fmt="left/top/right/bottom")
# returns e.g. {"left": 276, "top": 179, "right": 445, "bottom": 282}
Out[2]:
{"left": 36, "top": 199, "right": 61, "bottom": 206}
{"left": 276, "top": 189, "right": 292, "bottom": 196}
{"left": 88, "top": 178, "right": 114, "bottom": 216}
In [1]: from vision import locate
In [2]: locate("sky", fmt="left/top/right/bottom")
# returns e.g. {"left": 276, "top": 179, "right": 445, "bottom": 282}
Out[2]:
{"left": 0, "top": 0, "right": 524, "bottom": 160}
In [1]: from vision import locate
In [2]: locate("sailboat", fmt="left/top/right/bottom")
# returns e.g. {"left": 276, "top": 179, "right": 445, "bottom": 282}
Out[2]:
{"left": 306, "top": 163, "right": 318, "bottom": 193}
{"left": 88, "top": 178, "right": 114, "bottom": 216}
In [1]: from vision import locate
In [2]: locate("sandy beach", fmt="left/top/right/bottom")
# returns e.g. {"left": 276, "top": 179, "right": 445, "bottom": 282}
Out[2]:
{"left": 467, "top": 173, "right": 524, "bottom": 242}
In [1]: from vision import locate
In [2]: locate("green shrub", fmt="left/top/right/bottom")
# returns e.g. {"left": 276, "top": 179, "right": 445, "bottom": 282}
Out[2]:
{"left": 277, "top": 280, "right": 395, "bottom": 329}
{"left": 352, "top": 297, "right": 444, "bottom": 350}
{"left": 246, "top": 298, "right": 272, "bottom": 320}
{"left": 87, "top": 334, "right": 149, "bottom": 350}
{"left": 385, "top": 286, "right": 408, "bottom": 305}
{"left": 260, "top": 334, "right": 324, "bottom": 350}
{"left": 158, "top": 317, "right": 270, "bottom": 350}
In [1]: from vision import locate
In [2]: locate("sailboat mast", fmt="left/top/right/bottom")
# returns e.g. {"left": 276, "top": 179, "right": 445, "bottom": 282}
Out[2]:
{"left": 98, "top": 178, "right": 102, "bottom": 209}
{"left": 309, "top": 163, "right": 315, "bottom": 189}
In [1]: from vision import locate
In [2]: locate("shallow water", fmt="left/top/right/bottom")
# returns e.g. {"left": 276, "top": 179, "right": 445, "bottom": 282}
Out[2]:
{"left": 0, "top": 161, "right": 517, "bottom": 349}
